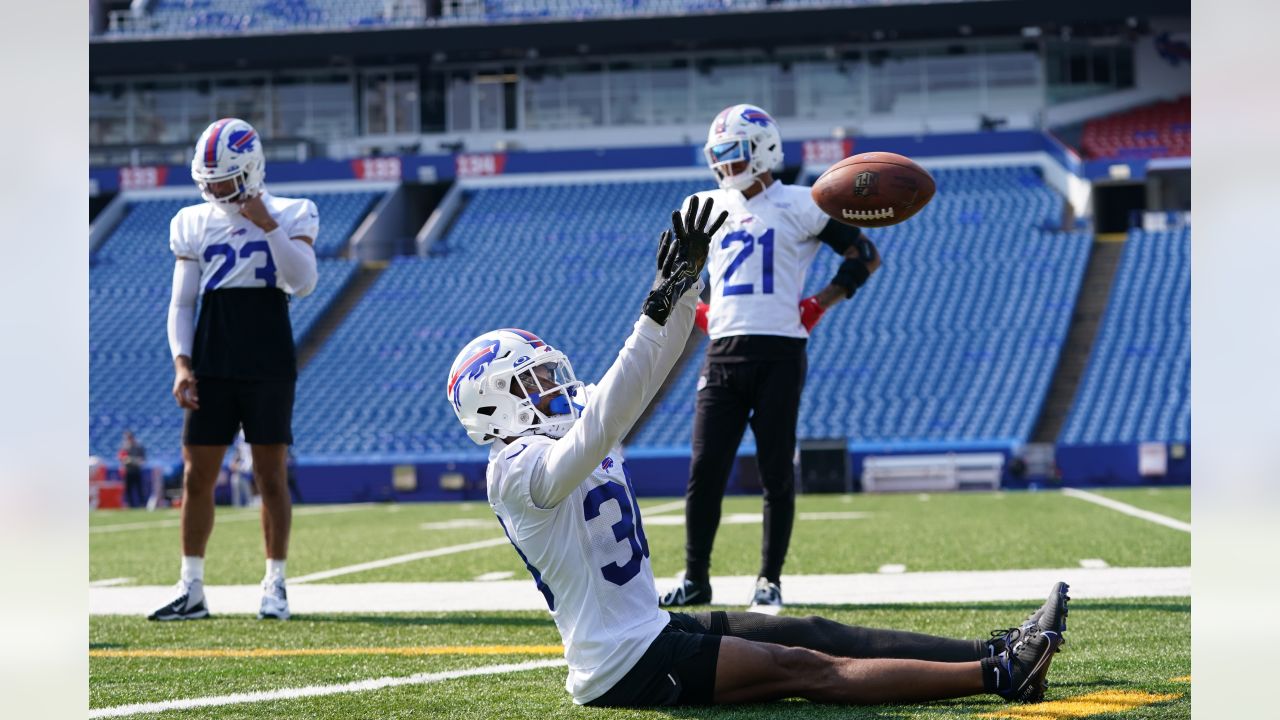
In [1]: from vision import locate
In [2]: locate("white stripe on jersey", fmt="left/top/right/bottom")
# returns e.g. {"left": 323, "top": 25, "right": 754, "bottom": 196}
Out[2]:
{"left": 688, "top": 182, "right": 831, "bottom": 340}
{"left": 169, "top": 192, "right": 320, "bottom": 295}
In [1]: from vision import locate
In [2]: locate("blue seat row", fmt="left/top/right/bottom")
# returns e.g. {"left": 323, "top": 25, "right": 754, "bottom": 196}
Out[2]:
{"left": 1059, "top": 228, "right": 1190, "bottom": 444}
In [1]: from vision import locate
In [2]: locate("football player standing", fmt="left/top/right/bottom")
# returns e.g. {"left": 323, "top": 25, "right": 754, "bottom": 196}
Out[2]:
{"left": 447, "top": 198, "right": 1069, "bottom": 709}
{"left": 150, "top": 118, "right": 319, "bottom": 621}
{"left": 660, "top": 104, "right": 880, "bottom": 612}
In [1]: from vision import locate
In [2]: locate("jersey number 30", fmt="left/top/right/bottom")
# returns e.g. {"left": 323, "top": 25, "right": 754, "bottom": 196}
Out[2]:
{"left": 582, "top": 468, "right": 650, "bottom": 586}
{"left": 721, "top": 228, "right": 774, "bottom": 296}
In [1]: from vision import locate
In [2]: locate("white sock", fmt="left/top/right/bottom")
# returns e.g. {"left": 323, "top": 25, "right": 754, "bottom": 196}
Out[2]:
{"left": 181, "top": 556, "right": 204, "bottom": 584}
{"left": 265, "top": 559, "right": 286, "bottom": 582}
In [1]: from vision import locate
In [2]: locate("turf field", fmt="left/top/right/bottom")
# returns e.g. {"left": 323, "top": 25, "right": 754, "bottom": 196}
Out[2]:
{"left": 89, "top": 487, "right": 1191, "bottom": 718}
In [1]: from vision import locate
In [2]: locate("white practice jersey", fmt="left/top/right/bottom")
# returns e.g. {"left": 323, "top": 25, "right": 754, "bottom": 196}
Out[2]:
{"left": 685, "top": 182, "right": 831, "bottom": 340}
{"left": 169, "top": 192, "right": 319, "bottom": 295}
{"left": 483, "top": 287, "right": 701, "bottom": 704}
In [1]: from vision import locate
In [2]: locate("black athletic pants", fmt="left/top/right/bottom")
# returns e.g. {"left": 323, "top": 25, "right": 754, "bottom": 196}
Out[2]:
{"left": 685, "top": 336, "right": 807, "bottom": 586}
{"left": 590, "top": 611, "right": 985, "bottom": 707}
{"left": 124, "top": 467, "right": 146, "bottom": 508}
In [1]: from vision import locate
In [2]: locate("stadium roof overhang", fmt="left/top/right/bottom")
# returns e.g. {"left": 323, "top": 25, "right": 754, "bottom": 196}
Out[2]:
{"left": 90, "top": 0, "right": 1186, "bottom": 76}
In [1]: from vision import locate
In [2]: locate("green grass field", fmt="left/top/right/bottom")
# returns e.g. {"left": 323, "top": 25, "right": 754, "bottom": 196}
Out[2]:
{"left": 90, "top": 488, "right": 1191, "bottom": 718}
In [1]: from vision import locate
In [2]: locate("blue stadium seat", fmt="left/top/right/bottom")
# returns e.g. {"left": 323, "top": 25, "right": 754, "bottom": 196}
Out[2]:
{"left": 88, "top": 190, "right": 379, "bottom": 460}
{"left": 292, "top": 167, "right": 1090, "bottom": 460}
{"left": 1059, "top": 227, "right": 1190, "bottom": 444}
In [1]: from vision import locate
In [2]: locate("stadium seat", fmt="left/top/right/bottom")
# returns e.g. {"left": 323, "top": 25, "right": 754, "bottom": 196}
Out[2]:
{"left": 292, "top": 167, "right": 1092, "bottom": 460}
{"left": 1079, "top": 96, "right": 1190, "bottom": 161}
{"left": 1059, "top": 227, "right": 1190, "bottom": 445}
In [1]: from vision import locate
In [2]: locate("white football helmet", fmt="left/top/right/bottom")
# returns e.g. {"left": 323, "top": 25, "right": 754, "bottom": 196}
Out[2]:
{"left": 704, "top": 104, "right": 784, "bottom": 192}
{"left": 447, "top": 328, "right": 585, "bottom": 446}
{"left": 191, "top": 117, "right": 265, "bottom": 213}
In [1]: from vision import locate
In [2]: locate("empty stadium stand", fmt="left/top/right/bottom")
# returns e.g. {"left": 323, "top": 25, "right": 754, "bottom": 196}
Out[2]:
{"left": 1080, "top": 96, "right": 1190, "bottom": 161}
{"left": 1059, "top": 226, "right": 1190, "bottom": 445}
{"left": 101, "top": 0, "right": 947, "bottom": 36}
{"left": 88, "top": 190, "right": 382, "bottom": 461}
{"left": 292, "top": 167, "right": 1092, "bottom": 461}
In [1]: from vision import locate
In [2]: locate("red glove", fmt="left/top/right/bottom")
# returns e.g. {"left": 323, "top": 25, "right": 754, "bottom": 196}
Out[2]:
{"left": 694, "top": 302, "right": 710, "bottom": 333}
{"left": 799, "top": 296, "right": 826, "bottom": 332}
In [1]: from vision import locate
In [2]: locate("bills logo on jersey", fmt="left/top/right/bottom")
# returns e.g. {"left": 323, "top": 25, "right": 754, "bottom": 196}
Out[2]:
{"left": 741, "top": 108, "right": 774, "bottom": 127}
{"left": 601, "top": 457, "right": 614, "bottom": 472}
{"left": 230, "top": 228, "right": 247, "bottom": 237}
{"left": 228, "top": 128, "right": 257, "bottom": 154}
{"left": 448, "top": 340, "right": 500, "bottom": 411}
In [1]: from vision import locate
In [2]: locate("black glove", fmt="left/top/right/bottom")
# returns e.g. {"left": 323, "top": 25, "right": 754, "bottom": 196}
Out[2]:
{"left": 831, "top": 236, "right": 880, "bottom": 298}
{"left": 643, "top": 197, "right": 728, "bottom": 325}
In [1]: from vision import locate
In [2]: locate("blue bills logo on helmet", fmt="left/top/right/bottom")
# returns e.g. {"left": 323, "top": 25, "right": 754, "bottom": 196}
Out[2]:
{"left": 228, "top": 128, "right": 257, "bottom": 154}
{"left": 448, "top": 340, "right": 500, "bottom": 411}
{"left": 741, "top": 108, "right": 774, "bottom": 127}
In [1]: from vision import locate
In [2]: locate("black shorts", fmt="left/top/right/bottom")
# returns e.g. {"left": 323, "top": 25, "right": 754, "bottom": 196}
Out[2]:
{"left": 183, "top": 376, "right": 295, "bottom": 447}
{"left": 586, "top": 613, "right": 722, "bottom": 708}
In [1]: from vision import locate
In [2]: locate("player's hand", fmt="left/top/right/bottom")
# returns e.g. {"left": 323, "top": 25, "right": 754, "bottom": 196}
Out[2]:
{"left": 173, "top": 363, "right": 199, "bottom": 410}
{"left": 799, "top": 296, "right": 826, "bottom": 331}
{"left": 670, "top": 195, "right": 727, "bottom": 277}
{"left": 694, "top": 302, "right": 710, "bottom": 333}
{"left": 238, "top": 194, "right": 279, "bottom": 232}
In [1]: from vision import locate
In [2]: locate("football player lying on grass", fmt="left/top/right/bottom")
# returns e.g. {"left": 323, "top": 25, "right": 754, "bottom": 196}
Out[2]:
{"left": 446, "top": 196, "right": 1070, "bottom": 708}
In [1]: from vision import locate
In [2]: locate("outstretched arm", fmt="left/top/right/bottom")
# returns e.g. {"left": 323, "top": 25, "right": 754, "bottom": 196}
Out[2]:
{"left": 528, "top": 198, "right": 725, "bottom": 508}
{"left": 800, "top": 220, "right": 882, "bottom": 330}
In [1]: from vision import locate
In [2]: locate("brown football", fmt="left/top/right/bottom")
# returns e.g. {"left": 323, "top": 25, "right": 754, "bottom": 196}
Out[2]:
{"left": 810, "top": 152, "right": 936, "bottom": 228}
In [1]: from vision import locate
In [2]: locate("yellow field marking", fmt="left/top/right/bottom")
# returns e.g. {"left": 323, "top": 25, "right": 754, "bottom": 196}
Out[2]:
{"left": 1096, "top": 232, "right": 1128, "bottom": 243}
{"left": 90, "top": 644, "right": 564, "bottom": 659}
{"left": 1170, "top": 675, "right": 1191, "bottom": 683}
{"left": 977, "top": 690, "right": 1182, "bottom": 720}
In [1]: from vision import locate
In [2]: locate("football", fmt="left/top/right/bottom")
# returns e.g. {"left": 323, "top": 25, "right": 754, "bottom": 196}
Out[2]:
{"left": 811, "top": 152, "right": 936, "bottom": 228}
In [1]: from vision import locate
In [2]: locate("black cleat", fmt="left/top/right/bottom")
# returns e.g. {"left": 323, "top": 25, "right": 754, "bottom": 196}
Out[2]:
{"left": 147, "top": 580, "right": 210, "bottom": 621}
{"left": 658, "top": 573, "right": 712, "bottom": 607}
{"left": 988, "top": 581, "right": 1070, "bottom": 656}
{"left": 996, "top": 627, "right": 1064, "bottom": 703}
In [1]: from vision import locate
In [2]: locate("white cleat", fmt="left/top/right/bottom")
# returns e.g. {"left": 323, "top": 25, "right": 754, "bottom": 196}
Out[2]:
{"left": 746, "top": 577, "right": 783, "bottom": 615}
{"left": 258, "top": 577, "right": 290, "bottom": 620}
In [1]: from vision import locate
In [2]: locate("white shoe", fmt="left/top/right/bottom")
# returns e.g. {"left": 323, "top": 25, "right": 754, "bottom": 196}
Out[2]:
{"left": 746, "top": 577, "right": 783, "bottom": 615}
{"left": 148, "top": 579, "right": 210, "bottom": 621}
{"left": 258, "top": 577, "right": 290, "bottom": 620}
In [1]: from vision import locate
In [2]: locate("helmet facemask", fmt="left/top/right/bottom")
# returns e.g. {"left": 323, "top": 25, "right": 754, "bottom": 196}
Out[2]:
{"left": 705, "top": 139, "right": 760, "bottom": 192}
{"left": 505, "top": 357, "right": 585, "bottom": 440}
{"left": 197, "top": 171, "right": 255, "bottom": 213}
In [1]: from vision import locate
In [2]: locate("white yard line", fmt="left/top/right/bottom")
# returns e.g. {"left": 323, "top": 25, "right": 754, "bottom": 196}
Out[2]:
{"left": 87, "top": 658, "right": 566, "bottom": 718}
{"left": 1061, "top": 488, "right": 1191, "bottom": 533}
{"left": 93, "top": 566, "right": 1191, "bottom": 615}
{"left": 290, "top": 538, "right": 510, "bottom": 584}
{"left": 1079, "top": 558, "right": 1110, "bottom": 569}
{"left": 639, "top": 499, "right": 686, "bottom": 515}
{"left": 878, "top": 564, "right": 907, "bottom": 574}
{"left": 90, "top": 504, "right": 372, "bottom": 534}
{"left": 88, "top": 577, "right": 134, "bottom": 588}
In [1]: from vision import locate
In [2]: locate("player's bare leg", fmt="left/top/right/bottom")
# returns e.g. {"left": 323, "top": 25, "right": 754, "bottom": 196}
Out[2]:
{"left": 149, "top": 443, "right": 225, "bottom": 620}
{"left": 713, "top": 636, "right": 982, "bottom": 705}
{"left": 180, "top": 444, "right": 229, "bottom": 557}
{"left": 251, "top": 443, "right": 292, "bottom": 560}
{"left": 251, "top": 443, "right": 292, "bottom": 619}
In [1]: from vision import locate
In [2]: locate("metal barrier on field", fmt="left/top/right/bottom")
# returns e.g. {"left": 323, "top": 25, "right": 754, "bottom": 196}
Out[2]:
{"left": 862, "top": 453, "right": 1004, "bottom": 493}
